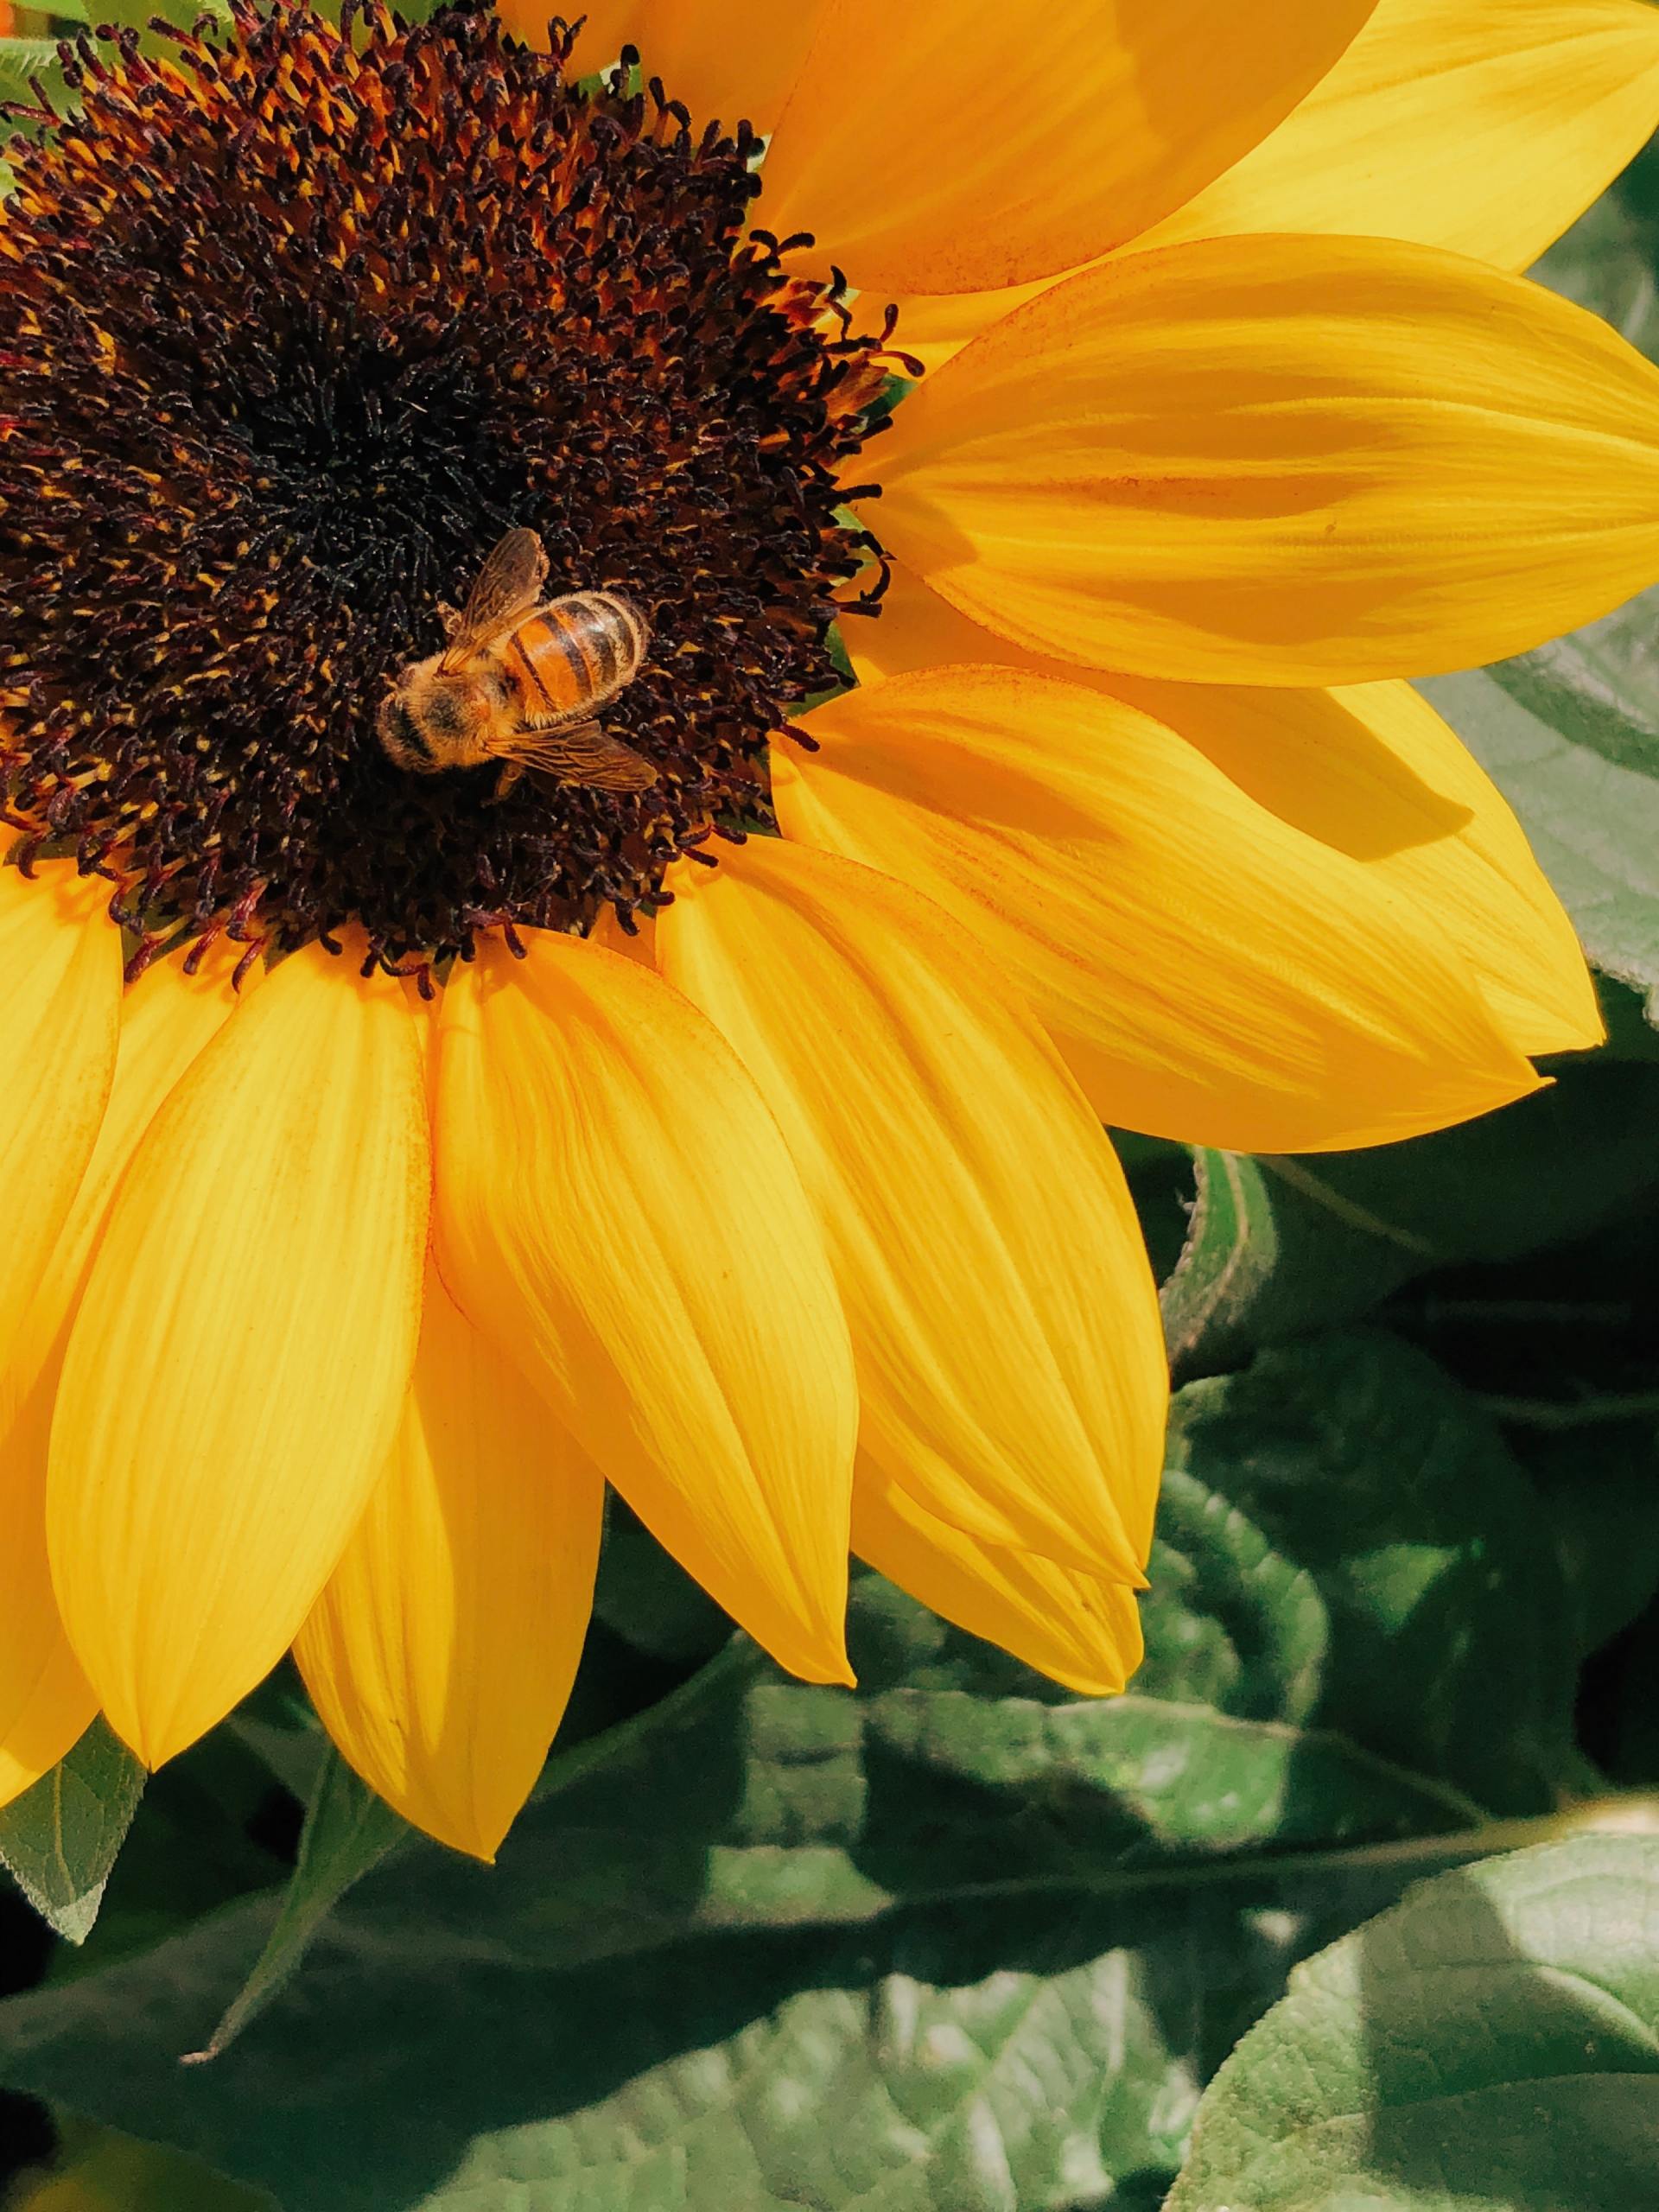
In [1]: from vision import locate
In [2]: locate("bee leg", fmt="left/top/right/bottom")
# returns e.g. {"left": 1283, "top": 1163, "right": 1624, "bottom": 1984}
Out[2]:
{"left": 436, "top": 600, "right": 462, "bottom": 639}
{"left": 491, "top": 761, "right": 525, "bottom": 803}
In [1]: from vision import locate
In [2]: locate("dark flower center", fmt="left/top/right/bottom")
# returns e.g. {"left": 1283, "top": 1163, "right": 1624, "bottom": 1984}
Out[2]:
{"left": 0, "top": 0, "right": 900, "bottom": 981}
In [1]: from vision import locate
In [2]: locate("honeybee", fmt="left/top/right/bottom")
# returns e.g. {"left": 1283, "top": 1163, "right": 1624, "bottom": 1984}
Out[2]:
{"left": 377, "top": 527, "right": 658, "bottom": 799}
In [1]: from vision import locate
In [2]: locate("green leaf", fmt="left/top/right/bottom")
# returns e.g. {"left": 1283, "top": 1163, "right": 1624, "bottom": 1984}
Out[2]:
{"left": 1166, "top": 1834, "right": 1659, "bottom": 2212}
{"left": 1166, "top": 1333, "right": 1578, "bottom": 1812}
{"left": 15, "top": 1887, "right": 1231, "bottom": 2212}
{"left": 189, "top": 1751, "right": 410, "bottom": 2063}
{"left": 1419, "top": 667, "right": 1659, "bottom": 1021}
{"left": 41, "top": 1723, "right": 302, "bottom": 1984}
{"left": 1608, "top": 1599, "right": 1659, "bottom": 1789}
{"left": 1488, "top": 589, "right": 1659, "bottom": 781}
{"left": 1525, "top": 1422, "right": 1659, "bottom": 1662}
{"left": 1415, "top": 46, "right": 1659, "bottom": 843}
{"left": 1160, "top": 1063, "right": 1659, "bottom": 1376}
{"left": 1160, "top": 1149, "right": 1280, "bottom": 1372}
{"left": 212, "top": 1662, "right": 335, "bottom": 1805}
{"left": 0, "top": 38, "right": 66, "bottom": 87}
{"left": 1534, "top": 137, "right": 1659, "bottom": 365}
{"left": 361, "top": 1893, "right": 1211, "bottom": 2212}
{"left": 1461, "top": 566, "right": 1659, "bottom": 1022}
{"left": 6, "top": 2117, "right": 270, "bottom": 2212}
{"left": 1595, "top": 973, "right": 1659, "bottom": 1061}
{"left": 0, "top": 1330, "right": 1567, "bottom": 2204}
{"left": 589, "top": 1494, "right": 734, "bottom": 1666}
{"left": 0, "top": 0, "right": 232, "bottom": 125}
{"left": 91, "top": 0, "right": 233, "bottom": 31}
{"left": 0, "top": 1721, "right": 145, "bottom": 1946}
{"left": 0, "top": 37, "right": 70, "bottom": 131}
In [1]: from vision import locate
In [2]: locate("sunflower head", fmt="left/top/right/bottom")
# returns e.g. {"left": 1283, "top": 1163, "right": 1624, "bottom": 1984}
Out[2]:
{"left": 1, "top": 0, "right": 1644, "bottom": 1872}
{"left": 0, "top": 0, "right": 899, "bottom": 982}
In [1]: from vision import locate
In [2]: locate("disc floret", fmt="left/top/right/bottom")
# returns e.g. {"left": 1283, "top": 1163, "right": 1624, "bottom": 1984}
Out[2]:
{"left": 0, "top": 0, "right": 900, "bottom": 979}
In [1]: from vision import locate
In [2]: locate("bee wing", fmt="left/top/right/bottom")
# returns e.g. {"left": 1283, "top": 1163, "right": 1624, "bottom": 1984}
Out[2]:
{"left": 487, "top": 719, "right": 659, "bottom": 793}
{"left": 440, "top": 528, "right": 550, "bottom": 665}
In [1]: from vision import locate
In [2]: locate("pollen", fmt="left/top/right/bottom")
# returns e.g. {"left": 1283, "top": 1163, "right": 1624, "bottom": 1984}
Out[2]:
{"left": 0, "top": 0, "right": 901, "bottom": 979}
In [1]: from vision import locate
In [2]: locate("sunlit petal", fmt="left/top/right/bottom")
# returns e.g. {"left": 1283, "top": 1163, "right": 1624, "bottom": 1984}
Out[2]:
{"left": 0, "top": 1379, "right": 94, "bottom": 1810}
{"left": 0, "top": 866, "right": 121, "bottom": 1359}
{"left": 849, "top": 581, "right": 1602, "bottom": 1065}
{"left": 0, "top": 951, "right": 256, "bottom": 1807}
{"left": 49, "top": 948, "right": 429, "bottom": 1768}
{"left": 435, "top": 933, "right": 858, "bottom": 1685}
{"left": 760, "top": 0, "right": 1376, "bottom": 295}
{"left": 890, "top": 0, "right": 1659, "bottom": 377}
{"left": 296, "top": 1268, "right": 604, "bottom": 1861}
{"left": 10, "top": 951, "right": 260, "bottom": 1397}
{"left": 525, "top": 0, "right": 828, "bottom": 137}
{"left": 878, "top": 235, "right": 1659, "bottom": 683}
{"left": 853, "top": 1468, "right": 1143, "bottom": 1698}
{"left": 777, "top": 666, "right": 1541, "bottom": 1153}
{"left": 1142, "top": 0, "right": 1659, "bottom": 272}
{"left": 1105, "top": 674, "right": 1605, "bottom": 1062}
{"left": 658, "top": 838, "right": 1165, "bottom": 1577}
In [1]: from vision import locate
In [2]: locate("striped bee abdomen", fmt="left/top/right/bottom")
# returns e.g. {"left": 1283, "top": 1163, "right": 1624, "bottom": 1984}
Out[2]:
{"left": 503, "top": 591, "right": 650, "bottom": 725}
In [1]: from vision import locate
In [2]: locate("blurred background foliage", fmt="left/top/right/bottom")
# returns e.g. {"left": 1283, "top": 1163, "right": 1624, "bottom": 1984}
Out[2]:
{"left": 3, "top": 14, "right": 1659, "bottom": 2211}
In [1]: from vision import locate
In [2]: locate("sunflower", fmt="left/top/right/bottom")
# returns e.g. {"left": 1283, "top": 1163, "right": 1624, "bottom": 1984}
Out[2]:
{"left": 1, "top": 0, "right": 1656, "bottom": 1862}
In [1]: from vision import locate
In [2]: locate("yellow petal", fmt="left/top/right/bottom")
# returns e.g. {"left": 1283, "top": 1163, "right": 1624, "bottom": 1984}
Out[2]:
{"left": 0, "top": 864, "right": 122, "bottom": 1359}
{"left": 10, "top": 949, "right": 260, "bottom": 1399}
{"left": 852, "top": 1467, "right": 1142, "bottom": 1698}
{"left": 496, "top": 0, "right": 827, "bottom": 137}
{"left": 777, "top": 666, "right": 1542, "bottom": 1154}
{"left": 885, "top": 281, "right": 1054, "bottom": 380}
{"left": 295, "top": 1268, "right": 604, "bottom": 1861}
{"left": 878, "top": 233, "right": 1659, "bottom": 684}
{"left": 49, "top": 946, "right": 430, "bottom": 1769}
{"left": 0, "top": 1382, "right": 94, "bottom": 1809}
{"left": 658, "top": 838, "right": 1165, "bottom": 1578}
{"left": 1141, "top": 0, "right": 1659, "bottom": 273}
{"left": 1104, "top": 674, "right": 1604, "bottom": 1062}
{"left": 892, "top": 0, "right": 1659, "bottom": 378}
{"left": 0, "top": 951, "right": 255, "bottom": 1808}
{"left": 434, "top": 933, "right": 857, "bottom": 1685}
{"left": 842, "top": 564, "right": 1029, "bottom": 687}
{"left": 848, "top": 580, "right": 1603, "bottom": 1065}
{"left": 586, "top": 904, "right": 658, "bottom": 966}
{"left": 760, "top": 0, "right": 1376, "bottom": 296}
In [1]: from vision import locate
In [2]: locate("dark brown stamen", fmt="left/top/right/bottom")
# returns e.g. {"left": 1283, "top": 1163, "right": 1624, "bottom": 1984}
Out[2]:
{"left": 0, "top": 0, "right": 897, "bottom": 976}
